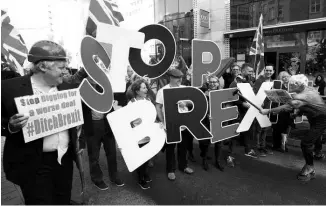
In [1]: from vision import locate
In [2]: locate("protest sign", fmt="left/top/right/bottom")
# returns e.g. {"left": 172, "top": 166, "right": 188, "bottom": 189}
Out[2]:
{"left": 210, "top": 88, "right": 239, "bottom": 143}
{"left": 163, "top": 87, "right": 212, "bottom": 144}
{"left": 14, "top": 89, "right": 84, "bottom": 143}
{"left": 265, "top": 89, "right": 293, "bottom": 104}
{"left": 269, "top": 80, "right": 282, "bottom": 124}
{"left": 236, "top": 82, "right": 273, "bottom": 133}
{"left": 107, "top": 100, "right": 166, "bottom": 172}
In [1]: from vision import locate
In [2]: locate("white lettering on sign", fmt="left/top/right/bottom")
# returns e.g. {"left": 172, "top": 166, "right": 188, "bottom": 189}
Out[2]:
{"left": 199, "top": 9, "right": 209, "bottom": 28}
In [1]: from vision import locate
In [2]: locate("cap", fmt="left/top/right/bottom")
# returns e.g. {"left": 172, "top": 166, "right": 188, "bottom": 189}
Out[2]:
{"left": 28, "top": 40, "right": 68, "bottom": 63}
{"left": 168, "top": 68, "right": 183, "bottom": 78}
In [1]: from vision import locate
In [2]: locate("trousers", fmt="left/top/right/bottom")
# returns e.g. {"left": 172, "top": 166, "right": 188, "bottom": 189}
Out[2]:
{"left": 86, "top": 119, "right": 118, "bottom": 183}
{"left": 301, "top": 125, "right": 325, "bottom": 166}
{"left": 20, "top": 151, "right": 73, "bottom": 205}
{"left": 136, "top": 143, "right": 149, "bottom": 180}
{"left": 198, "top": 139, "right": 222, "bottom": 162}
{"left": 165, "top": 130, "right": 189, "bottom": 173}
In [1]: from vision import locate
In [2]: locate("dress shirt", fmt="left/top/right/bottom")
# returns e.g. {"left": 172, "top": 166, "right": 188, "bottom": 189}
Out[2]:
{"left": 31, "top": 79, "right": 69, "bottom": 165}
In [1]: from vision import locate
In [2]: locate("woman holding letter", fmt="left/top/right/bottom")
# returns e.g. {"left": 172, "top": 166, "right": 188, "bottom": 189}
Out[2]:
{"left": 129, "top": 79, "right": 154, "bottom": 189}
{"left": 261, "top": 74, "right": 326, "bottom": 181}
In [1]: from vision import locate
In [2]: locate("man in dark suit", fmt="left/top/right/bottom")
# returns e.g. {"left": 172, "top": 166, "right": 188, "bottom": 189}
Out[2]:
{"left": 1, "top": 40, "right": 84, "bottom": 205}
{"left": 81, "top": 77, "right": 125, "bottom": 190}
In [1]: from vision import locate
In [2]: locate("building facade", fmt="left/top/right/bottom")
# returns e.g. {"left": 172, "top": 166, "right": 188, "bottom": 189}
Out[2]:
{"left": 155, "top": 0, "right": 326, "bottom": 78}
{"left": 154, "top": 0, "right": 194, "bottom": 66}
{"left": 225, "top": 0, "right": 326, "bottom": 78}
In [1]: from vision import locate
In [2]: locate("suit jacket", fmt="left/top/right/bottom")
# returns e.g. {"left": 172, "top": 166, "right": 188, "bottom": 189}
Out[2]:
{"left": 81, "top": 84, "right": 115, "bottom": 137}
{"left": 229, "top": 75, "right": 254, "bottom": 117}
{"left": 1, "top": 75, "right": 83, "bottom": 185}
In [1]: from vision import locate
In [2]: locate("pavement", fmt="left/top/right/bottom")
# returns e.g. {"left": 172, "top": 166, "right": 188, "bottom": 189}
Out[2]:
{"left": 70, "top": 140, "right": 326, "bottom": 205}
{"left": 2, "top": 131, "right": 326, "bottom": 205}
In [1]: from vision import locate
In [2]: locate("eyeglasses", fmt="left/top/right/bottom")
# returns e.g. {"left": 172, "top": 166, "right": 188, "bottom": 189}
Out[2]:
{"left": 209, "top": 81, "right": 218, "bottom": 83}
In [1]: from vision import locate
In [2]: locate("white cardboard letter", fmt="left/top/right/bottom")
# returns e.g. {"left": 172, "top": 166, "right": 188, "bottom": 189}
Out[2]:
{"left": 106, "top": 100, "right": 166, "bottom": 172}
{"left": 236, "top": 82, "right": 273, "bottom": 133}
{"left": 96, "top": 23, "right": 145, "bottom": 92}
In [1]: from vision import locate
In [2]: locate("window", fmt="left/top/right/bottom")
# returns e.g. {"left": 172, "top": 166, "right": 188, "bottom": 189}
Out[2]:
{"left": 310, "top": 0, "right": 321, "bottom": 13}
{"left": 269, "top": 7, "right": 276, "bottom": 20}
{"left": 278, "top": 5, "right": 283, "bottom": 18}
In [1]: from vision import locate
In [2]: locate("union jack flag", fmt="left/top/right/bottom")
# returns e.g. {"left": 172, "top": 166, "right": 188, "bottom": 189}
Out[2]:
{"left": 85, "top": 0, "right": 124, "bottom": 57}
{"left": 249, "top": 14, "right": 264, "bottom": 79}
{"left": 1, "top": 10, "right": 28, "bottom": 75}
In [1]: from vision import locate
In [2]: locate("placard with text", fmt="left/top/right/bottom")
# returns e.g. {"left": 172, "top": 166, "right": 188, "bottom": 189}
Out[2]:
{"left": 14, "top": 89, "right": 84, "bottom": 143}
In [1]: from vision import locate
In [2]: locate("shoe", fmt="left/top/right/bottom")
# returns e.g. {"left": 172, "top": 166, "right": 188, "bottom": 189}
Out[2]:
{"left": 285, "top": 146, "right": 289, "bottom": 153}
{"left": 167, "top": 172, "right": 176, "bottom": 181}
{"left": 297, "top": 165, "right": 316, "bottom": 181}
{"left": 138, "top": 180, "right": 150, "bottom": 190}
{"left": 258, "top": 149, "right": 267, "bottom": 157}
{"left": 215, "top": 161, "right": 224, "bottom": 172}
{"left": 144, "top": 175, "right": 152, "bottom": 183}
{"left": 202, "top": 158, "right": 209, "bottom": 171}
{"left": 148, "top": 160, "right": 154, "bottom": 168}
{"left": 281, "top": 144, "right": 286, "bottom": 153}
{"left": 226, "top": 156, "right": 235, "bottom": 168}
{"left": 188, "top": 153, "right": 196, "bottom": 162}
{"left": 274, "top": 147, "right": 285, "bottom": 153}
{"left": 262, "top": 148, "right": 273, "bottom": 155}
{"left": 110, "top": 178, "right": 125, "bottom": 187}
{"left": 314, "top": 152, "right": 325, "bottom": 160}
{"left": 94, "top": 181, "right": 109, "bottom": 190}
{"left": 245, "top": 149, "right": 258, "bottom": 158}
{"left": 183, "top": 167, "right": 194, "bottom": 174}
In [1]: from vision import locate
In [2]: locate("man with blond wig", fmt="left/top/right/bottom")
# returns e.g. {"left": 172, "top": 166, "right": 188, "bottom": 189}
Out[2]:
{"left": 261, "top": 74, "right": 326, "bottom": 181}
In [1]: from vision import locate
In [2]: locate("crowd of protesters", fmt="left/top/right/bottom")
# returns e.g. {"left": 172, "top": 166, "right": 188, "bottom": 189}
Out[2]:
{"left": 1, "top": 40, "right": 326, "bottom": 204}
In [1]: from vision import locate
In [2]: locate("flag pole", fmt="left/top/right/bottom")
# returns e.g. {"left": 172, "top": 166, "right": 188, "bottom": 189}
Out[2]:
{"left": 253, "top": 51, "right": 257, "bottom": 76}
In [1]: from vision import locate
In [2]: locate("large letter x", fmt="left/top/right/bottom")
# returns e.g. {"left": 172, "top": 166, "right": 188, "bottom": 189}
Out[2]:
{"left": 236, "top": 82, "right": 273, "bottom": 133}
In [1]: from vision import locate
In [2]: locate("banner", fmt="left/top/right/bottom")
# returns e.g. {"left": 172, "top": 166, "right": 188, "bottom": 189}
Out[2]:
{"left": 14, "top": 89, "right": 84, "bottom": 143}
{"left": 265, "top": 89, "right": 293, "bottom": 104}
{"left": 199, "top": 9, "right": 209, "bottom": 28}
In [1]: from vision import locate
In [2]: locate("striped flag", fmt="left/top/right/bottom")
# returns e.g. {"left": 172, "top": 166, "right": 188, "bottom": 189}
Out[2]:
{"left": 85, "top": 0, "right": 124, "bottom": 57}
{"left": 1, "top": 10, "right": 28, "bottom": 75}
{"left": 249, "top": 14, "right": 264, "bottom": 79}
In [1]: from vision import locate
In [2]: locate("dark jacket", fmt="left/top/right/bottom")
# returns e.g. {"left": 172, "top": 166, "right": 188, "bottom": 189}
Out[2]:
{"left": 199, "top": 86, "right": 218, "bottom": 129}
{"left": 81, "top": 84, "right": 116, "bottom": 137}
{"left": 222, "top": 72, "right": 234, "bottom": 89}
{"left": 1, "top": 76, "right": 84, "bottom": 186}
{"left": 229, "top": 75, "right": 254, "bottom": 116}
{"left": 253, "top": 75, "right": 272, "bottom": 109}
{"left": 314, "top": 78, "right": 326, "bottom": 96}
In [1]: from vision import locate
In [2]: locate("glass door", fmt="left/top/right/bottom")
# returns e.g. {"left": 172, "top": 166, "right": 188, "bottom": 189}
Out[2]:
{"left": 278, "top": 51, "right": 301, "bottom": 75}
{"left": 276, "top": 46, "right": 305, "bottom": 77}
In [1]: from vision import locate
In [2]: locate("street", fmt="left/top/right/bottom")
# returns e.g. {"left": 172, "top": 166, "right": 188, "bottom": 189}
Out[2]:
{"left": 70, "top": 141, "right": 326, "bottom": 205}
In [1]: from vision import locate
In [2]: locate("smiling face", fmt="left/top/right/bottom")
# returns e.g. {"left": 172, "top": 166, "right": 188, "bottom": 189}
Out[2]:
{"left": 40, "top": 61, "right": 67, "bottom": 86}
{"left": 208, "top": 76, "right": 219, "bottom": 90}
{"left": 242, "top": 66, "right": 254, "bottom": 79}
{"left": 136, "top": 82, "right": 148, "bottom": 98}
{"left": 264, "top": 66, "right": 274, "bottom": 79}
{"left": 231, "top": 65, "right": 240, "bottom": 77}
